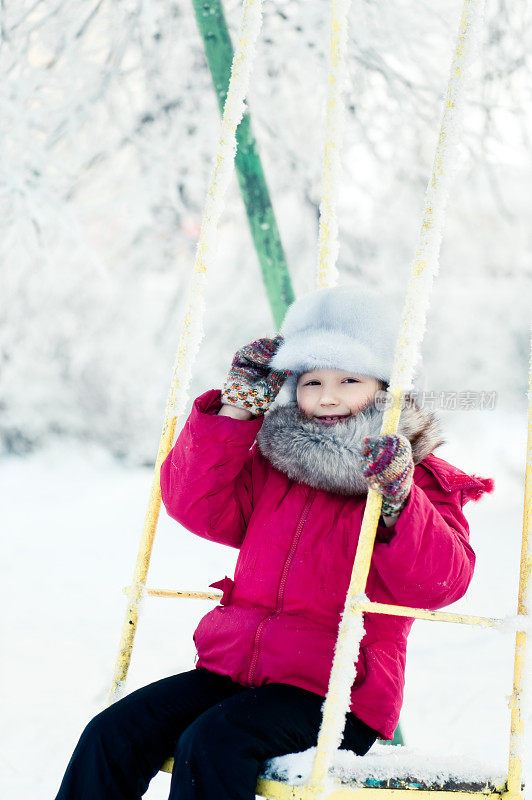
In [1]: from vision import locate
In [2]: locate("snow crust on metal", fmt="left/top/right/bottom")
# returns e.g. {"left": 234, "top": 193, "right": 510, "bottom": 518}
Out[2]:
{"left": 260, "top": 743, "right": 506, "bottom": 789}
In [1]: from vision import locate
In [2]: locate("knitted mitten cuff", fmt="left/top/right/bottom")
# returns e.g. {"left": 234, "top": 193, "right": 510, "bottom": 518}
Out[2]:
{"left": 361, "top": 433, "right": 414, "bottom": 516}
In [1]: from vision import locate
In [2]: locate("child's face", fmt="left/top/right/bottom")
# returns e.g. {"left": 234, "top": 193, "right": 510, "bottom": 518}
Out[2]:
{"left": 296, "top": 368, "right": 380, "bottom": 426}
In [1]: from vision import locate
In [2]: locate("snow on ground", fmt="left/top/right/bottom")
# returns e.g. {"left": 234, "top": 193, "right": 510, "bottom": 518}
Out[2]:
{"left": 2, "top": 405, "right": 531, "bottom": 799}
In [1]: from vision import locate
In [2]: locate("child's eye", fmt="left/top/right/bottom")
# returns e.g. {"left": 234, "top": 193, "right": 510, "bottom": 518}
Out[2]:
{"left": 303, "top": 378, "right": 359, "bottom": 386}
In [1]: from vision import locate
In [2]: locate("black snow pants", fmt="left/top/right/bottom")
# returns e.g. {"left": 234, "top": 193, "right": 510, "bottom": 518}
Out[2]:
{"left": 53, "top": 666, "right": 378, "bottom": 800}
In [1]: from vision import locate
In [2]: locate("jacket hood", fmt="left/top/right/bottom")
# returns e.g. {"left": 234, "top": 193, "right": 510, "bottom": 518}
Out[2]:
{"left": 256, "top": 396, "right": 446, "bottom": 496}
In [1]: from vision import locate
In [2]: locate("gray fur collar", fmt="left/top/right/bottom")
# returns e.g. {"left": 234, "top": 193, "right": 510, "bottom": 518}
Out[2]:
{"left": 256, "top": 398, "right": 445, "bottom": 496}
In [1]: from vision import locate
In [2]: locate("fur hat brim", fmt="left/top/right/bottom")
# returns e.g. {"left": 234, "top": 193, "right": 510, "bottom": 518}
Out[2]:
{"left": 269, "top": 285, "right": 425, "bottom": 403}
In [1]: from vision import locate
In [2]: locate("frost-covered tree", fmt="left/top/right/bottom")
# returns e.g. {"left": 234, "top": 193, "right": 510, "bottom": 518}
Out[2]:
{"left": 0, "top": 0, "right": 530, "bottom": 461}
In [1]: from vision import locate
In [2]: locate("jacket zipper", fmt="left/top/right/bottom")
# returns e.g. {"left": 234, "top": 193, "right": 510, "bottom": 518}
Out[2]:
{"left": 247, "top": 489, "right": 315, "bottom": 684}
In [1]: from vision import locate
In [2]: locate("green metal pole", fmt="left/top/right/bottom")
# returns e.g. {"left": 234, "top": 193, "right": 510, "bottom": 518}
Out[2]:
{"left": 389, "top": 724, "right": 404, "bottom": 746}
{"left": 191, "top": 0, "right": 295, "bottom": 329}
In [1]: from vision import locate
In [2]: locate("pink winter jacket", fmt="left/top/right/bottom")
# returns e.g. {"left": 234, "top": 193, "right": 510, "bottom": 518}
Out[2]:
{"left": 160, "top": 389, "right": 494, "bottom": 739}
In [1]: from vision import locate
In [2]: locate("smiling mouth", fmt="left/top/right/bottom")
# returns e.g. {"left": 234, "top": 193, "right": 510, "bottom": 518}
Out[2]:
{"left": 314, "top": 414, "right": 350, "bottom": 423}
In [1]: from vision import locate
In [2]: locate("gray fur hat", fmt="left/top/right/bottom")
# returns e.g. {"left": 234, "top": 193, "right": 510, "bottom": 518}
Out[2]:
{"left": 269, "top": 284, "right": 424, "bottom": 403}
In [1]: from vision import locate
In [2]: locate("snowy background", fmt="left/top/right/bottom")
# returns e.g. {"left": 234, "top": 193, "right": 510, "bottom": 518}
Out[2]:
{"left": 1, "top": 0, "right": 531, "bottom": 798}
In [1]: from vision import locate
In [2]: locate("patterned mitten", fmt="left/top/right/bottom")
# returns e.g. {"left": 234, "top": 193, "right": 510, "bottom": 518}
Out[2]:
{"left": 221, "top": 335, "right": 291, "bottom": 417}
{"left": 361, "top": 433, "right": 414, "bottom": 516}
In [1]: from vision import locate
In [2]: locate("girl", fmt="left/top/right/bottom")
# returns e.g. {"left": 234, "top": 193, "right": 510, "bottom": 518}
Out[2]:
{"left": 53, "top": 285, "right": 493, "bottom": 800}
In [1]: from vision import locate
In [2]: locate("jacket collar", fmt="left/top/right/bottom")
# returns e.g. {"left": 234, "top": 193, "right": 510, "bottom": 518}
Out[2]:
{"left": 256, "top": 397, "right": 445, "bottom": 496}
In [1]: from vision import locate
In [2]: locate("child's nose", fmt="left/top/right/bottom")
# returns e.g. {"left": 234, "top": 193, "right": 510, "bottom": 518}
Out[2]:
{"left": 319, "top": 391, "right": 340, "bottom": 405}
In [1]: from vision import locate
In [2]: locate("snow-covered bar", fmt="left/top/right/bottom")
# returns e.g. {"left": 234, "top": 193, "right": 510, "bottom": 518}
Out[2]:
{"left": 133, "top": 587, "right": 504, "bottom": 630}
{"left": 258, "top": 744, "right": 507, "bottom": 795}
{"left": 160, "top": 744, "right": 509, "bottom": 797}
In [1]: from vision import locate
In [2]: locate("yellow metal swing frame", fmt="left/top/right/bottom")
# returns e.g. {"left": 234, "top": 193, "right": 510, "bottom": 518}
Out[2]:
{"left": 108, "top": 0, "right": 530, "bottom": 798}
